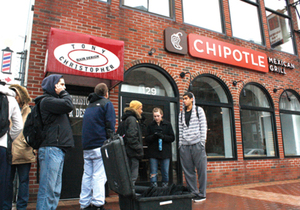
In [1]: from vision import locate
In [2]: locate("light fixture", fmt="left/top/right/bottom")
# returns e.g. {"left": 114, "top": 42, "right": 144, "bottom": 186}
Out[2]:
{"left": 273, "top": 88, "right": 291, "bottom": 101}
{"left": 148, "top": 48, "right": 156, "bottom": 56}
{"left": 180, "top": 71, "right": 193, "bottom": 91}
{"left": 233, "top": 80, "right": 246, "bottom": 97}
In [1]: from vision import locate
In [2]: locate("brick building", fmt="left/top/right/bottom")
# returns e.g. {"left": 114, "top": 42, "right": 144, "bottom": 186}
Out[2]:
{"left": 26, "top": 0, "right": 300, "bottom": 200}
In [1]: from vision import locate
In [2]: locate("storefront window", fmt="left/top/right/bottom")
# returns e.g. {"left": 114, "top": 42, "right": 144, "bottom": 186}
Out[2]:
{"left": 182, "top": 0, "right": 223, "bottom": 33}
{"left": 121, "top": 67, "right": 175, "bottom": 97}
{"left": 122, "top": 0, "right": 172, "bottom": 17}
{"left": 279, "top": 90, "right": 300, "bottom": 156}
{"left": 192, "top": 75, "right": 235, "bottom": 159}
{"left": 264, "top": 0, "right": 295, "bottom": 54}
{"left": 228, "top": 0, "right": 263, "bottom": 45}
{"left": 240, "top": 84, "right": 277, "bottom": 158}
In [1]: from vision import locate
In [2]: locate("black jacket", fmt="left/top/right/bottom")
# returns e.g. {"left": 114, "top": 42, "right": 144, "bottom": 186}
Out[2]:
{"left": 38, "top": 90, "right": 74, "bottom": 150}
{"left": 145, "top": 120, "right": 175, "bottom": 159}
{"left": 121, "top": 107, "right": 144, "bottom": 159}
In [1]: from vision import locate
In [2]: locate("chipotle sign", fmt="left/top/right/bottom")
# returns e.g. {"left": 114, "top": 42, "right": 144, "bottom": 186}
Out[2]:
{"left": 187, "top": 34, "right": 268, "bottom": 73}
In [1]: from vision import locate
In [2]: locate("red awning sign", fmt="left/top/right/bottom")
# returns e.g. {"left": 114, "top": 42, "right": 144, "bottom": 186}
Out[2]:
{"left": 45, "top": 28, "right": 124, "bottom": 82}
{"left": 54, "top": 43, "right": 120, "bottom": 73}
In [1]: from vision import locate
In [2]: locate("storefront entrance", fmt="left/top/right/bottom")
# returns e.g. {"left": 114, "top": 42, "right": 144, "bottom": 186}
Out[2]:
{"left": 119, "top": 64, "right": 180, "bottom": 186}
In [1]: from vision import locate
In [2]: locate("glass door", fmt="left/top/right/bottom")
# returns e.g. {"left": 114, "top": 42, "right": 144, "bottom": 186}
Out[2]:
{"left": 121, "top": 96, "right": 175, "bottom": 186}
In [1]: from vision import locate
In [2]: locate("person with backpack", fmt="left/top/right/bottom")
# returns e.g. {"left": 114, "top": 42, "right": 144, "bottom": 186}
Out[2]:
{"left": 36, "top": 74, "right": 74, "bottom": 210}
{"left": 179, "top": 92, "right": 207, "bottom": 202}
{"left": 79, "top": 83, "right": 116, "bottom": 210}
{"left": 117, "top": 100, "right": 144, "bottom": 184}
{"left": 145, "top": 107, "right": 175, "bottom": 188}
{"left": 3, "top": 84, "right": 35, "bottom": 210}
{"left": 0, "top": 81, "right": 23, "bottom": 208}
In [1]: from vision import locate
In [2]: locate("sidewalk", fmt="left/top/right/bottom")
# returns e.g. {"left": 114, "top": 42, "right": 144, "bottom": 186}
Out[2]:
{"left": 26, "top": 179, "right": 300, "bottom": 210}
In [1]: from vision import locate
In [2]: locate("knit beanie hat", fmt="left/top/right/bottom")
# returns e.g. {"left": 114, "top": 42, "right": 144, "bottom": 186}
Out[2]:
{"left": 9, "top": 84, "right": 31, "bottom": 105}
{"left": 130, "top": 100, "right": 142, "bottom": 110}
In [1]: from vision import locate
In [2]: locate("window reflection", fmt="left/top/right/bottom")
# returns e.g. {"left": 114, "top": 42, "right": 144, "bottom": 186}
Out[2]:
{"left": 229, "top": 0, "right": 262, "bottom": 44}
{"left": 241, "top": 110, "right": 275, "bottom": 157}
{"left": 182, "top": 0, "right": 223, "bottom": 33}
{"left": 121, "top": 67, "right": 175, "bottom": 97}
{"left": 123, "top": 0, "right": 171, "bottom": 17}
{"left": 265, "top": 0, "right": 295, "bottom": 54}
{"left": 240, "top": 84, "right": 276, "bottom": 158}
{"left": 240, "top": 85, "right": 270, "bottom": 108}
{"left": 280, "top": 91, "right": 300, "bottom": 156}
{"left": 192, "top": 76, "right": 234, "bottom": 159}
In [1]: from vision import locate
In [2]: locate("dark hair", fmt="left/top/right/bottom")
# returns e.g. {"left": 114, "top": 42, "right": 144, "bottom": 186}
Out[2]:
{"left": 183, "top": 92, "right": 193, "bottom": 99}
{"left": 94, "top": 83, "right": 108, "bottom": 96}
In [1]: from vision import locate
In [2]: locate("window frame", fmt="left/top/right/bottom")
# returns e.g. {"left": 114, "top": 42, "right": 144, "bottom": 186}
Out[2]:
{"left": 181, "top": 0, "right": 225, "bottom": 34}
{"left": 279, "top": 89, "right": 300, "bottom": 158}
{"left": 228, "top": 0, "right": 265, "bottom": 46}
{"left": 239, "top": 83, "right": 279, "bottom": 159}
{"left": 120, "top": 0, "right": 175, "bottom": 19}
{"left": 192, "top": 74, "right": 237, "bottom": 161}
{"left": 264, "top": 0, "right": 297, "bottom": 55}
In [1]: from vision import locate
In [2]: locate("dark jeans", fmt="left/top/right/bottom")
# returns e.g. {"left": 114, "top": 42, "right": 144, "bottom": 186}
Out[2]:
{"left": 0, "top": 147, "right": 11, "bottom": 209}
{"left": 149, "top": 158, "right": 170, "bottom": 184}
{"left": 3, "top": 163, "right": 31, "bottom": 210}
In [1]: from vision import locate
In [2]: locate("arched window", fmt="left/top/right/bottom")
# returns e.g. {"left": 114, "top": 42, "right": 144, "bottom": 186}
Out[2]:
{"left": 240, "top": 83, "right": 277, "bottom": 158}
{"left": 279, "top": 90, "right": 300, "bottom": 156}
{"left": 192, "top": 75, "right": 235, "bottom": 159}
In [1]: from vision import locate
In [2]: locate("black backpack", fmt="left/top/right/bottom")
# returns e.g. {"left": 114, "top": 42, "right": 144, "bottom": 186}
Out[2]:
{"left": 0, "top": 93, "right": 9, "bottom": 138}
{"left": 116, "top": 119, "right": 126, "bottom": 140}
{"left": 23, "top": 97, "right": 45, "bottom": 149}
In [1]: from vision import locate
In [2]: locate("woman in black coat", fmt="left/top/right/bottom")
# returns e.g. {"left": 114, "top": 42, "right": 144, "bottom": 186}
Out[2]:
{"left": 145, "top": 108, "right": 175, "bottom": 187}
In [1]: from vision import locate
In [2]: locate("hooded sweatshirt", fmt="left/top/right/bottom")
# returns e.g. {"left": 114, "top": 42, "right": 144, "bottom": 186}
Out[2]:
{"left": 178, "top": 93, "right": 207, "bottom": 147}
{"left": 0, "top": 85, "right": 23, "bottom": 148}
{"left": 38, "top": 74, "right": 74, "bottom": 149}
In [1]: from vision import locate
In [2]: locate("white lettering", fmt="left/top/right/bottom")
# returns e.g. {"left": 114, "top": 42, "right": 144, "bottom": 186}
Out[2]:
{"left": 206, "top": 42, "right": 216, "bottom": 56}
{"left": 233, "top": 49, "right": 242, "bottom": 62}
{"left": 258, "top": 56, "right": 265, "bottom": 67}
{"left": 223, "top": 46, "right": 231, "bottom": 58}
{"left": 194, "top": 40, "right": 204, "bottom": 53}
{"left": 251, "top": 54, "right": 258, "bottom": 66}
{"left": 242, "top": 51, "right": 250, "bottom": 63}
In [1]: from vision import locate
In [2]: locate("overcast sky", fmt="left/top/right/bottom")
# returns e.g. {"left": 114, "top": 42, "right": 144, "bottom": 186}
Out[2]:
{"left": 0, "top": 0, "right": 31, "bottom": 82}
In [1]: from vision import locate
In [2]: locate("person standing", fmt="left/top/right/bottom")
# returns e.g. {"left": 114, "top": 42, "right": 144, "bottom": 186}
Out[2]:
{"left": 119, "top": 100, "right": 144, "bottom": 184}
{"left": 0, "top": 81, "right": 23, "bottom": 208}
{"left": 145, "top": 107, "right": 175, "bottom": 188}
{"left": 178, "top": 92, "right": 207, "bottom": 202}
{"left": 79, "top": 83, "right": 115, "bottom": 210}
{"left": 36, "top": 74, "right": 74, "bottom": 210}
{"left": 3, "top": 84, "right": 35, "bottom": 210}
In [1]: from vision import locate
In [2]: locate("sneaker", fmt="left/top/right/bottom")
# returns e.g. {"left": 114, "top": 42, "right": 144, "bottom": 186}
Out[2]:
{"left": 193, "top": 196, "right": 206, "bottom": 202}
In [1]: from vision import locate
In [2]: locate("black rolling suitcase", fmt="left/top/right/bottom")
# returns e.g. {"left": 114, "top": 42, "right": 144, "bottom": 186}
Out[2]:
{"left": 101, "top": 133, "right": 194, "bottom": 210}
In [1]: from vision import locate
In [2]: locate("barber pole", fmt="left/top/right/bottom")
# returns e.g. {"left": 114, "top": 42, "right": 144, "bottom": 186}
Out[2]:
{"left": 1, "top": 47, "right": 13, "bottom": 73}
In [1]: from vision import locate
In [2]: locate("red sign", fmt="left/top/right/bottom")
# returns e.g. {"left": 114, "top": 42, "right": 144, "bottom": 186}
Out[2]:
{"left": 45, "top": 28, "right": 124, "bottom": 82}
{"left": 188, "top": 34, "right": 268, "bottom": 73}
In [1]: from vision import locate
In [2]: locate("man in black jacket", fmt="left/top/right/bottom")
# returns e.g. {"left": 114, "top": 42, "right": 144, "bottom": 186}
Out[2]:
{"left": 36, "top": 74, "right": 74, "bottom": 210}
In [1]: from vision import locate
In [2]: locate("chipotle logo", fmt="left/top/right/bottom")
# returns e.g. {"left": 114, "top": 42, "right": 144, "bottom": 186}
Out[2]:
{"left": 54, "top": 43, "right": 120, "bottom": 73}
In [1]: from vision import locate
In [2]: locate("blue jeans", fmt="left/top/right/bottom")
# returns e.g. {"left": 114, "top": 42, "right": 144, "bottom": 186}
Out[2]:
{"left": 149, "top": 158, "right": 170, "bottom": 185}
{"left": 3, "top": 163, "right": 31, "bottom": 210}
{"left": 79, "top": 148, "right": 107, "bottom": 209}
{"left": 0, "top": 147, "right": 11, "bottom": 208}
{"left": 36, "top": 147, "right": 65, "bottom": 210}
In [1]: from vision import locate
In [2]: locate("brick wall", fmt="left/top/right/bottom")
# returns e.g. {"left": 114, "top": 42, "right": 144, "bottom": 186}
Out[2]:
{"left": 28, "top": 0, "right": 300, "bottom": 199}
